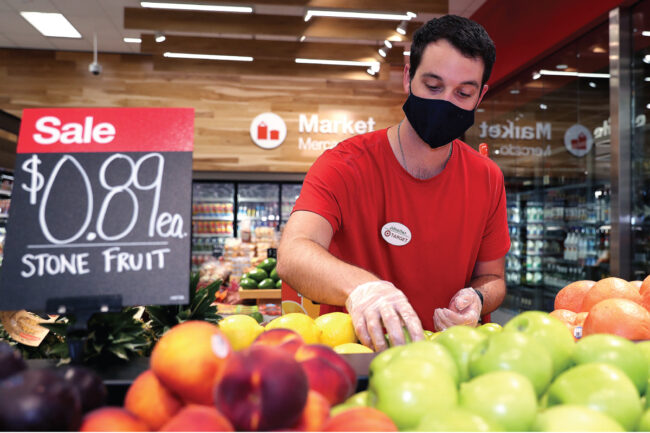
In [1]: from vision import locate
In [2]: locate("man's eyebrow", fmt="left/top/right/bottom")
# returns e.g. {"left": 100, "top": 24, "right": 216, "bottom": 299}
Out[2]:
{"left": 422, "top": 73, "right": 480, "bottom": 88}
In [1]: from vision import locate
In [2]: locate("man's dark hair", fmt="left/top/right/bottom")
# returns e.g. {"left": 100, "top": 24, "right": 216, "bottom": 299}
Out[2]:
{"left": 409, "top": 15, "right": 496, "bottom": 86}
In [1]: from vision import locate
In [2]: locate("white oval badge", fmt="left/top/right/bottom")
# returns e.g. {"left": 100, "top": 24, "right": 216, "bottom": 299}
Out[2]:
{"left": 381, "top": 222, "right": 411, "bottom": 246}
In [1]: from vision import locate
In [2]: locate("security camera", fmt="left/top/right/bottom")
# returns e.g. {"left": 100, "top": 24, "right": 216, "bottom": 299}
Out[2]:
{"left": 88, "top": 62, "right": 102, "bottom": 76}
{"left": 89, "top": 32, "right": 102, "bottom": 76}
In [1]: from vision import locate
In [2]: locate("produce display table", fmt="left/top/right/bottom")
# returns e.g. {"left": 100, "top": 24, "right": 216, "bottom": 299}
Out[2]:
{"left": 26, "top": 352, "right": 375, "bottom": 405}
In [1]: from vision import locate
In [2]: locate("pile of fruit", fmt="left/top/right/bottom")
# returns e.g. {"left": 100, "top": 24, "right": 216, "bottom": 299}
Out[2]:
{"left": 353, "top": 310, "right": 650, "bottom": 432}
{"left": 550, "top": 276, "right": 650, "bottom": 340}
{"left": 0, "top": 342, "right": 109, "bottom": 431}
{"left": 239, "top": 258, "right": 281, "bottom": 290}
{"left": 88, "top": 321, "right": 394, "bottom": 432}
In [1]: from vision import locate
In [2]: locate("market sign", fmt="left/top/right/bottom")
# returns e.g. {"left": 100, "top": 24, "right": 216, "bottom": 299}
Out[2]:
{"left": 0, "top": 108, "right": 194, "bottom": 311}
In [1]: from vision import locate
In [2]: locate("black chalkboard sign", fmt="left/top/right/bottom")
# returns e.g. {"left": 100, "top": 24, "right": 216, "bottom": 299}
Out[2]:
{"left": 0, "top": 108, "right": 194, "bottom": 311}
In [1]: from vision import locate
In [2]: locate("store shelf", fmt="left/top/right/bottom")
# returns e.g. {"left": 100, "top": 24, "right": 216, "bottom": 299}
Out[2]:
{"left": 238, "top": 197, "right": 277, "bottom": 203}
{"left": 192, "top": 215, "right": 233, "bottom": 221}
{"left": 193, "top": 198, "right": 234, "bottom": 203}
{"left": 192, "top": 233, "right": 233, "bottom": 238}
{"left": 191, "top": 251, "right": 214, "bottom": 255}
{"left": 236, "top": 216, "right": 279, "bottom": 221}
{"left": 0, "top": 213, "right": 8, "bottom": 219}
{"left": 238, "top": 288, "right": 281, "bottom": 299}
{"left": 0, "top": 190, "right": 10, "bottom": 197}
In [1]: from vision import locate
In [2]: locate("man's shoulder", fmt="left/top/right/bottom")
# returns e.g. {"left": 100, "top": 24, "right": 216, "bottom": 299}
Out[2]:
{"left": 455, "top": 139, "right": 503, "bottom": 177}
{"left": 314, "top": 128, "right": 387, "bottom": 169}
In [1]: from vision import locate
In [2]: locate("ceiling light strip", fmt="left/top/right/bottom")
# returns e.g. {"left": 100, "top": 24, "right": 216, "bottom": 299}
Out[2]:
{"left": 295, "top": 58, "right": 380, "bottom": 68}
{"left": 20, "top": 12, "right": 81, "bottom": 38}
{"left": 304, "top": 10, "right": 412, "bottom": 22}
{"left": 538, "top": 69, "right": 610, "bottom": 78}
{"left": 124, "top": 37, "right": 142, "bottom": 43}
{"left": 164, "top": 52, "right": 253, "bottom": 61}
{"left": 141, "top": 2, "right": 253, "bottom": 13}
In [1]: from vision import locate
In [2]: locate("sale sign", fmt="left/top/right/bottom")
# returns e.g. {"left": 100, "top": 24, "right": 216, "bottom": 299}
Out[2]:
{"left": 0, "top": 108, "right": 194, "bottom": 311}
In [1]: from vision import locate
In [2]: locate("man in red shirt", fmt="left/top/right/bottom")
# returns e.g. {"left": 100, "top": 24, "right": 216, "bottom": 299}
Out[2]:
{"left": 277, "top": 15, "right": 510, "bottom": 351}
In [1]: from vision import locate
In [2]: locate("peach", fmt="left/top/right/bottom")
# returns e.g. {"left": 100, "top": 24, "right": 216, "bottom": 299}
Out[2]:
{"left": 159, "top": 405, "right": 234, "bottom": 432}
{"left": 214, "top": 345, "right": 309, "bottom": 431}
{"left": 80, "top": 407, "right": 148, "bottom": 432}
{"left": 291, "top": 390, "right": 331, "bottom": 431}
{"left": 252, "top": 328, "right": 305, "bottom": 354}
{"left": 124, "top": 370, "right": 182, "bottom": 430}
{"left": 322, "top": 407, "right": 398, "bottom": 432}
{"left": 295, "top": 344, "right": 356, "bottom": 405}
{"left": 151, "top": 321, "right": 232, "bottom": 405}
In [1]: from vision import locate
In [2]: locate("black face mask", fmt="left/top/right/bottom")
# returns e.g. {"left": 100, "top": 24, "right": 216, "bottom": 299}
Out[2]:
{"left": 402, "top": 89, "right": 476, "bottom": 149}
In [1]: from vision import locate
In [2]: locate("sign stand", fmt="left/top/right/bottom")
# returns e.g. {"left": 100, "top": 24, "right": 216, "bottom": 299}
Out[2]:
{"left": 46, "top": 295, "right": 122, "bottom": 364}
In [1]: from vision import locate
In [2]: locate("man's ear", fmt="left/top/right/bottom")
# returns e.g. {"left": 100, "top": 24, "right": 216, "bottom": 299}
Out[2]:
{"left": 403, "top": 64, "right": 411, "bottom": 94}
{"left": 476, "top": 84, "right": 489, "bottom": 107}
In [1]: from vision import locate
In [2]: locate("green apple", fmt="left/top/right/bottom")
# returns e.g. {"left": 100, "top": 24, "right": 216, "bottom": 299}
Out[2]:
{"left": 637, "top": 341, "right": 650, "bottom": 395}
{"left": 477, "top": 322, "right": 503, "bottom": 335}
{"left": 368, "top": 345, "right": 403, "bottom": 379}
{"left": 390, "top": 340, "right": 459, "bottom": 385}
{"left": 435, "top": 325, "right": 487, "bottom": 382}
{"left": 423, "top": 330, "right": 439, "bottom": 341}
{"left": 504, "top": 311, "right": 574, "bottom": 377}
{"left": 415, "top": 407, "right": 500, "bottom": 432}
{"left": 533, "top": 405, "right": 624, "bottom": 432}
{"left": 468, "top": 331, "right": 553, "bottom": 396}
{"left": 459, "top": 371, "right": 537, "bottom": 432}
{"left": 330, "top": 390, "right": 368, "bottom": 416}
{"left": 573, "top": 334, "right": 648, "bottom": 395}
{"left": 639, "top": 408, "right": 650, "bottom": 431}
{"left": 368, "top": 357, "right": 457, "bottom": 431}
{"left": 546, "top": 363, "right": 642, "bottom": 431}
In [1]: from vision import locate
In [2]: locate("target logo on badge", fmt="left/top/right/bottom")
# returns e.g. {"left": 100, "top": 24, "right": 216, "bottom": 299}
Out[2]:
{"left": 250, "top": 112, "right": 287, "bottom": 149}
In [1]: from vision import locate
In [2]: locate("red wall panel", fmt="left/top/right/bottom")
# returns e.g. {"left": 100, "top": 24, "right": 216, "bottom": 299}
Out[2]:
{"left": 471, "top": 0, "right": 626, "bottom": 87}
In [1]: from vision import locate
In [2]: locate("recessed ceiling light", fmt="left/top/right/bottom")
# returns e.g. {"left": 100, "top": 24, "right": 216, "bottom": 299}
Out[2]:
{"left": 304, "top": 9, "right": 413, "bottom": 22}
{"left": 155, "top": 31, "right": 166, "bottom": 43}
{"left": 589, "top": 81, "right": 597, "bottom": 88}
{"left": 384, "top": 40, "right": 392, "bottom": 49}
{"left": 403, "top": 50, "right": 410, "bottom": 56}
{"left": 299, "top": 35, "right": 306, "bottom": 42}
{"left": 366, "top": 68, "right": 376, "bottom": 76}
{"left": 295, "top": 58, "right": 380, "bottom": 68}
{"left": 538, "top": 69, "right": 609, "bottom": 78}
{"left": 140, "top": 2, "right": 253, "bottom": 13}
{"left": 164, "top": 52, "right": 253, "bottom": 61}
{"left": 645, "top": 77, "right": 650, "bottom": 82}
{"left": 592, "top": 45, "right": 606, "bottom": 53}
{"left": 532, "top": 71, "right": 541, "bottom": 80}
{"left": 556, "top": 64, "right": 568, "bottom": 70}
{"left": 396, "top": 21, "right": 408, "bottom": 35}
{"left": 124, "top": 37, "right": 142, "bottom": 43}
{"left": 646, "top": 103, "right": 650, "bottom": 109}
{"left": 406, "top": 11, "right": 417, "bottom": 18}
{"left": 20, "top": 12, "right": 81, "bottom": 38}
{"left": 644, "top": 54, "right": 650, "bottom": 64}
{"left": 378, "top": 48, "right": 386, "bottom": 57}
{"left": 540, "top": 103, "right": 548, "bottom": 110}
{"left": 643, "top": 31, "right": 650, "bottom": 36}
{"left": 510, "top": 89, "right": 520, "bottom": 94}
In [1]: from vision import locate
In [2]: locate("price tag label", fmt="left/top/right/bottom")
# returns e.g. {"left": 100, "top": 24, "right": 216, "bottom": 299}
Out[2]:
{"left": 0, "top": 108, "right": 194, "bottom": 311}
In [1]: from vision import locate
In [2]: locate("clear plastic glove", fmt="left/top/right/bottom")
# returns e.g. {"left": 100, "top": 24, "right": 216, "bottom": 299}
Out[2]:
{"left": 433, "top": 287, "right": 482, "bottom": 332}
{"left": 345, "top": 280, "right": 424, "bottom": 351}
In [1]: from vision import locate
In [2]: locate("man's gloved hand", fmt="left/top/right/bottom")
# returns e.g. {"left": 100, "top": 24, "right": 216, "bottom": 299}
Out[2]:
{"left": 345, "top": 280, "right": 424, "bottom": 351}
{"left": 433, "top": 287, "right": 482, "bottom": 332}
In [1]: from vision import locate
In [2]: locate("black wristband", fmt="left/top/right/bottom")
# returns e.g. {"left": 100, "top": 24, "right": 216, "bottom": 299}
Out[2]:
{"left": 472, "top": 288, "right": 484, "bottom": 307}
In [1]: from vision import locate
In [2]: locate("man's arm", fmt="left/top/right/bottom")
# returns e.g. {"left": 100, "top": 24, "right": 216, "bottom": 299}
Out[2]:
{"left": 276, "top": 210, "right": 424, "bottom": 350}
{"left": 470, "top": 256, "right": 506, "bottom": 315}
{"left": 276, "top": 210, "right": 379, "bottom": 305}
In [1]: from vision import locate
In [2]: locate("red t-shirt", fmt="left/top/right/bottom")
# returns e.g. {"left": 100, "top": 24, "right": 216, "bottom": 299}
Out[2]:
{"left": 283, "top": 128, "right": 510, "bottom": 331}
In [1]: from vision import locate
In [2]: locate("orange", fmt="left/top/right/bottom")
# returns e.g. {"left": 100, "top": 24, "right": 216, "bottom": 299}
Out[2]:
{"left": 549, "top": 309, "right": 577, "bottom": 327}
{"left": 641, "top": 275, "right": 650, "bottom": 296}
{"left": 631, "top": 280, "right": 643, "bottom": 290}
{"left": 80, "top": 407, "right": 148, "bottom": 432}
{"left": 574, "top": 312, "right": 588, "bottom": 327}
{"left": 582, "top": 298, "right": 650, "bottom": 340}
{"left": 580, "top": 278, "right": 640, "bottom": 313}
{"left": 151, "top": 321, "right": 233, "bottom": 405}
{"left": 554, "top": 280, "right": 595, "bottom": 312}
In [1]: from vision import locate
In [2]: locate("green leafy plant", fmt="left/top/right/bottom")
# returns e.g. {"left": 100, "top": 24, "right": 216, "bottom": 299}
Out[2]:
{"left": 0, "top": 320, "right": 67, "bottom": 360}
{"left": 145, "top": 273, "right": 222, "bottom": 338}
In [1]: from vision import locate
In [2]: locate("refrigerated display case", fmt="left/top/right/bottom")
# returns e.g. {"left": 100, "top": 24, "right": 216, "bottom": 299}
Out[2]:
{"left": 191, "top": 180, "right": 303, "bottom": 271}
{"left": 191, "top": 182, "right": 235, "bottom": 271}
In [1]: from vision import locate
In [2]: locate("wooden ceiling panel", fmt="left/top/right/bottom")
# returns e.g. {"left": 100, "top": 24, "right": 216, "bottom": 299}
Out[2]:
{"left": 140, "top": 34, "right": 382, "bottom": 61}
{"left": 125, "top": 7, "right": 419, "bottom": 41}
{"left": 150, "top": 55, "right": 388, "bottom": 80}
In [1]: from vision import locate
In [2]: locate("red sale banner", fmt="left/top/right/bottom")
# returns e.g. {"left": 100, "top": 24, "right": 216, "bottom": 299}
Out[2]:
{"left": 17, "top": 108, "right": 194, "bottom": 154}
